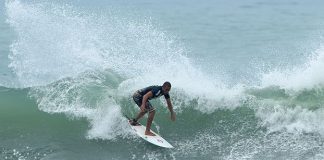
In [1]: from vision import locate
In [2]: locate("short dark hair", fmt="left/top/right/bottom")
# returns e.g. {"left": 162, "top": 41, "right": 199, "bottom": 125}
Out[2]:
{"left": 163, "top": 81, "right": 171, "bottom": 88}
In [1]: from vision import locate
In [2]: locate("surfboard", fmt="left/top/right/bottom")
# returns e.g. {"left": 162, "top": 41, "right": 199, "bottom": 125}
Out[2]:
{"left": 125, "top": 115, "right": 174, "bottom": 148}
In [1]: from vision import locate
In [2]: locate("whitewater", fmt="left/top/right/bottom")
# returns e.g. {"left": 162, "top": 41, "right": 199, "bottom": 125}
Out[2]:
{"left": 1, "top": 0, "right": 324, "bottom": 159}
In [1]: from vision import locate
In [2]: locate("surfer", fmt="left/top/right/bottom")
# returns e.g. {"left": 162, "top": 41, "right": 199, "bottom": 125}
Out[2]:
{"left": 130, "top": 81, "right": 176, "bottom": 136}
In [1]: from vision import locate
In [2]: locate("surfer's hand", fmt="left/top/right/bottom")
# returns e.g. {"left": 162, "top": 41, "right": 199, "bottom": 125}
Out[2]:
{"left": 171, "top": 111, "right": 176, "bottom": 121}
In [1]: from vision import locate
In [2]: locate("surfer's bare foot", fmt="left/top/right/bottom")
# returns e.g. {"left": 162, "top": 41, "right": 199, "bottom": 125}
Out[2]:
{"left": 145, "top": 131, "right": 155, "bottom": 136}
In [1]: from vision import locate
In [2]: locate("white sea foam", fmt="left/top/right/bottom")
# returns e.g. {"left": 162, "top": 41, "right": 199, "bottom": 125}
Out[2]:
{"left": 254, "top": 44, "right": 324, "bottom": 137}
{"left": 261, "top": 45, "right": 324, "bottom": 90}
{"left": 6, "top": 0, "right": 245, "bottom": 140}
{"left": 9, "top": 0, "right": 324, "bottom": 143}
{"left": 256, "top": 104, "right": 324, "bottom": 135}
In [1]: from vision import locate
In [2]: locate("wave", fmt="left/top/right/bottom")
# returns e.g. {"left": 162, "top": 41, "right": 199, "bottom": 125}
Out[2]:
{"left": 4, "top": 0, "right": 324, "bottom": 145}
{"left": 5, "top": 0, "right": 243, "bottom": 140}
{"left": 2, "top": 84, "right": 324, "bottom": 159}
{"left": 247, "top": 86, "right": 324, "bottom": 136}
{"left": 261, "top": 45, "right": 324, "bottom": 90}
{"left": 255, "top": 45, "right": 324, "bottom": 137}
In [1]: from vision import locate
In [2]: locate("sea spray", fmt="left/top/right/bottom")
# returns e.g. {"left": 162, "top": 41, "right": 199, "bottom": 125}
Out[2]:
{"left": 6, "top": 0, "right": 243, "bottom": 141}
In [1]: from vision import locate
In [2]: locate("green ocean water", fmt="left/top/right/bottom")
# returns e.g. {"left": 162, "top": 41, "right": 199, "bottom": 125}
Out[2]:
{"left": 1, "top": 0, "right": 324, "bottom": 159}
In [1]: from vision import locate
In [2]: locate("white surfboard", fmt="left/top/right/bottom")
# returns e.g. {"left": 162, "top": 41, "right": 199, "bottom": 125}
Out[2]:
{"left": 125, "top": 116, "right": 174, "bottom": 148}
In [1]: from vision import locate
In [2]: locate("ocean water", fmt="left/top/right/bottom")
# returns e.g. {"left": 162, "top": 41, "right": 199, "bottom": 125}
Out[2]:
{"left": 1, "top": 0, "right": 324, "bottom": 159}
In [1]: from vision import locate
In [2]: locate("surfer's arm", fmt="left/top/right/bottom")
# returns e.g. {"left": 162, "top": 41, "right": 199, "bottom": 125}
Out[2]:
{"left": 166, "top": 98, "right": 176, "bottom": 121}
{"left": 141, "top": 91, "right": 153, "bottom": 112}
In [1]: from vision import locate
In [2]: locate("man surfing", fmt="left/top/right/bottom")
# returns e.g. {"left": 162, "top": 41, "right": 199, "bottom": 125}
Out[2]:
{"left": 130, "top": 81, "right": 176, "bottom": 136}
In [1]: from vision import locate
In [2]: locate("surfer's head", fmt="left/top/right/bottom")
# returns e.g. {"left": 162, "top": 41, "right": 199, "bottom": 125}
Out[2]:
{"left": 162, "top": 81, "right": 171, "bottom": 93}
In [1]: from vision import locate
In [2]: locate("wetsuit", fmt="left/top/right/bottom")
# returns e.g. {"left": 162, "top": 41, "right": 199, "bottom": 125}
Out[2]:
{"left": 133, "top": 86, "right": 170, "bottom": 112}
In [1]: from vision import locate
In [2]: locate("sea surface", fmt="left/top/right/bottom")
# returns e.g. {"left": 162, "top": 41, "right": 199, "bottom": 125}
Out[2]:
{"left": 1, "top": 0, "right": 324, "bottom": 159}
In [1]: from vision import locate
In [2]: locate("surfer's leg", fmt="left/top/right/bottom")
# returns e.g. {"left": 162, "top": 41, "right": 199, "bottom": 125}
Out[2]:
{"left": 134, "top": 111, "right": 146, "bottom": 121}
{"left": 132, "top": 94, "right": 147, "bottom": 122}
{"left": 145, "top": 110, "right": 156, "bottom": 136}
{"left": 134, "top": 100, "right": 154, "bottom": 121}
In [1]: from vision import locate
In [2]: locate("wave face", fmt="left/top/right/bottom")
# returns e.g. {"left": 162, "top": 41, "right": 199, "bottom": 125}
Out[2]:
{"left": 2, "top": 0, "right": 324, "bottom": 160}
{"left": 5, "top": 0, "right": 240, "bottom": 140}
